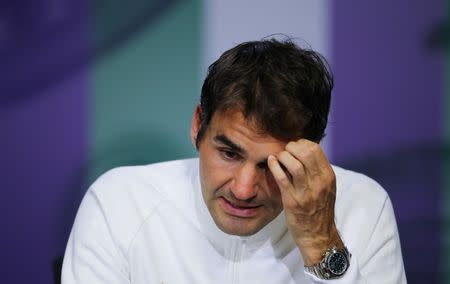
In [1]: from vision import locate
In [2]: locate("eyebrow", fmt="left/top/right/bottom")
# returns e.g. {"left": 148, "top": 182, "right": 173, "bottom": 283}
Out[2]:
{"left": 213, "top": 135, "right": 245, "bottom": 155}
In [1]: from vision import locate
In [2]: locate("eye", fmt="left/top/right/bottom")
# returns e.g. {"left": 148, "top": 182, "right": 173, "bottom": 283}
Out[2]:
{"left": 219, "top": 149, "right": 240, "bottom": 160}
{"left": 257, "top": 161, "right": 268, "bottom": 171}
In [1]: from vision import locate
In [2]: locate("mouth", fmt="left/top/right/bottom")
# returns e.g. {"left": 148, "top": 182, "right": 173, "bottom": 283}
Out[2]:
{"left": 218, "top": 197, "right": 263, "bottom": 218}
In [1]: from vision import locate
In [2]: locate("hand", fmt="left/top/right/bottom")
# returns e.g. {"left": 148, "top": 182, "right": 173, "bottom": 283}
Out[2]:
{"left": 267, "top": 139, "right": 343, "bottom": 266}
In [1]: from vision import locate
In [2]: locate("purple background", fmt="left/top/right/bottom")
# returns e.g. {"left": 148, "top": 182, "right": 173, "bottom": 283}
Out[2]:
{"left": 332, "top": 0, "right": 443, "bottom": 161}
{"left": 0, "top": 1, "right": 88, "bottom": 283}
{"left": 332, "top": 0, "right": 444, "bottom": 282}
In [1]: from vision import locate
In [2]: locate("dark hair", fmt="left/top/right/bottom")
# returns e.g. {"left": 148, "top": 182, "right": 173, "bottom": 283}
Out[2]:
{"left": 196, "top": 39, "right": 333, "bottom": 147}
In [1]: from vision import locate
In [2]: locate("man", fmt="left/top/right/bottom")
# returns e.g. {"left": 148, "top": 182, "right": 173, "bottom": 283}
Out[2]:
{"left": 62, "top": 39, "right": 406, "bottom": 283}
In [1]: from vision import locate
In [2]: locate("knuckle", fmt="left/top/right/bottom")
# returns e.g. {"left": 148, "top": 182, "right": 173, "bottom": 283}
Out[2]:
{"left": 291, "top": 161, "right": 301, "bottom": 171}
{"left": 310, "top": 141, "right": 320, "bottom": 150}
{"left": 277, "top": 150, "right": 288, "bottom": 160}
{"left": 285, "top": 141, "right": 297, "bottom": 151}
{"left": 293, "top": 164, "right": 304, "bottom": 176}
{"left": 300, "top": 149, "right": 312, "bottom": 160}
{"left": 309, "top": 143, "right": 320, "bottom": 154}
{"left": 278, "top": 175, "right": 291, "bottom": 187}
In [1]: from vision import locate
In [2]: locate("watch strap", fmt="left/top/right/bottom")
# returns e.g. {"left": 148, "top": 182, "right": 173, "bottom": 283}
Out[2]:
{"left": 304, "top": 246, "right": 351, "bottom": 280}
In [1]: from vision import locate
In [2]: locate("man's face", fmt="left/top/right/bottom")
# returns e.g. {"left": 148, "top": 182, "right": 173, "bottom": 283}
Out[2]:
{"left": 192, "top": 108, "right": 286, "bottom": 236}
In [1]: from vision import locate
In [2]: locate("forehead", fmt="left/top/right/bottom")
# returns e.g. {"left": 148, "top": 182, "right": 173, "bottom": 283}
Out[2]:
{"left": 207, "top": 110, "right": 286, "bottom": 154}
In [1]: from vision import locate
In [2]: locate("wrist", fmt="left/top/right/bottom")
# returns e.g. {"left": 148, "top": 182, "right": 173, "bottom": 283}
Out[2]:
{"left": 304, "top": 246, "right": 352, "bottom": 280}
{"left": 297, "top": 227, "right": 343, "bottom": 266}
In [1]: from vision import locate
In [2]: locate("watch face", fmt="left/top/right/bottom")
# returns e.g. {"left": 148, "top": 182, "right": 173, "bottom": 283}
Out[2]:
{"left": 327, "top": 251, "right": 348, "bottom": 276}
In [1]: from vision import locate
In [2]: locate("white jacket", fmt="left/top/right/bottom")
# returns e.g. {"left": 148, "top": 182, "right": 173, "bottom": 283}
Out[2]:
{"left": 62, "top": 158, "right": 406, "bottom": 283}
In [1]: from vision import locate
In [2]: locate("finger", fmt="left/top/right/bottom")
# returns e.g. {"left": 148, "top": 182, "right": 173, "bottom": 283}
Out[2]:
{"left": 286, "top": 140, "right": 336, "bottom": 196}
{"left": 275, "top": 150, "right": 307, "bottom": 190}
{"left": 285, "top": 139, "right": 329, "bottom": 176}
{"left": 267, "top": 155, "right": 295, "bottom": 194}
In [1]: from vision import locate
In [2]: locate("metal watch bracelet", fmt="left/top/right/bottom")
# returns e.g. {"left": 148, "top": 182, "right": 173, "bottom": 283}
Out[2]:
{"left": 304, "top": 246, "right": 351, "bottom": 280}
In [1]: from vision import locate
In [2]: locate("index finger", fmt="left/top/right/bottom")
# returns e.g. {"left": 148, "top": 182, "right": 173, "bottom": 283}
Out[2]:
{"left": 267, "top": 155, "right": 295, "bottom": 193}
{"left": 285, "top": 139, "right": 330, "bottom": 175}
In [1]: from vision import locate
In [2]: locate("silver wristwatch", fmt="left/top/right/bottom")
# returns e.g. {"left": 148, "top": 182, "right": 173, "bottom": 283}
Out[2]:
{"left": 304, "top": 246, "right": 351, "bottom": 280}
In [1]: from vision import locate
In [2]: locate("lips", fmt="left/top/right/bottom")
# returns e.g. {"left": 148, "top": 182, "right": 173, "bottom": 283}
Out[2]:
{"left": 219, "top": 197, "right": 262, "bottom": 218}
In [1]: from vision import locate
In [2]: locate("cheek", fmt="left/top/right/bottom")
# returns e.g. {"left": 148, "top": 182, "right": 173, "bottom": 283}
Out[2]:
{"left": 200, "top": 146, "right": 237, "bottom": 178}
{"left": 265, "top": 171, "right": 281, "bottom": 197}
{"left": 199, "top": 153, "right": 233, "bottom": 196}
{"left": 262, "top": 172, "right": 283, "bottom": 211}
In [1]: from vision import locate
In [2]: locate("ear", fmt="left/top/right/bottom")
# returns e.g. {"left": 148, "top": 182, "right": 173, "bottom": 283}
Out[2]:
{"left": 191, "top": 104, "right": 202, "bottom": 147}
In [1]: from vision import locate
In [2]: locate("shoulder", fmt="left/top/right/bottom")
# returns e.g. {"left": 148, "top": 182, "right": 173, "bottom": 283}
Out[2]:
{"left": 85, "top": 158, "right": 199, "bottom": 254}
{"left": 333, "top": 165, "right": 388, "bottom": 208}
{"left": 90, "top": 158, "right": 199, "bottom": 204}
{"left": 332, "top": 165, "right": 392, "bottom": 253}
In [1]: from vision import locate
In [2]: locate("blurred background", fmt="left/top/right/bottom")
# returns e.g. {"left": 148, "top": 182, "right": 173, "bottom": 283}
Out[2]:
{"left": 0, "top": 0, "right": 446, "bottom": 283}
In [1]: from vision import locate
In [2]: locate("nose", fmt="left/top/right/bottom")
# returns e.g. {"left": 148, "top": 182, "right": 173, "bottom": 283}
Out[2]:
{"left": 231, "top": 164, "right": 259, "bottom": 201}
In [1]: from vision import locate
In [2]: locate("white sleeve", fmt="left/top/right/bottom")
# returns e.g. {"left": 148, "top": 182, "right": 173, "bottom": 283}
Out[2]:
{"left": 61, "top": 190, "right": 130, "bottom": 284}
{"left": 304, "top": 197, "right": 407, "bottom": 284}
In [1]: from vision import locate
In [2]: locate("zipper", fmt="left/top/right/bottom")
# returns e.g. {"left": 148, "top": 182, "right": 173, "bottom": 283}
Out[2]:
{"left": 230, "top": 238, "right": 245, "bottom": 284}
